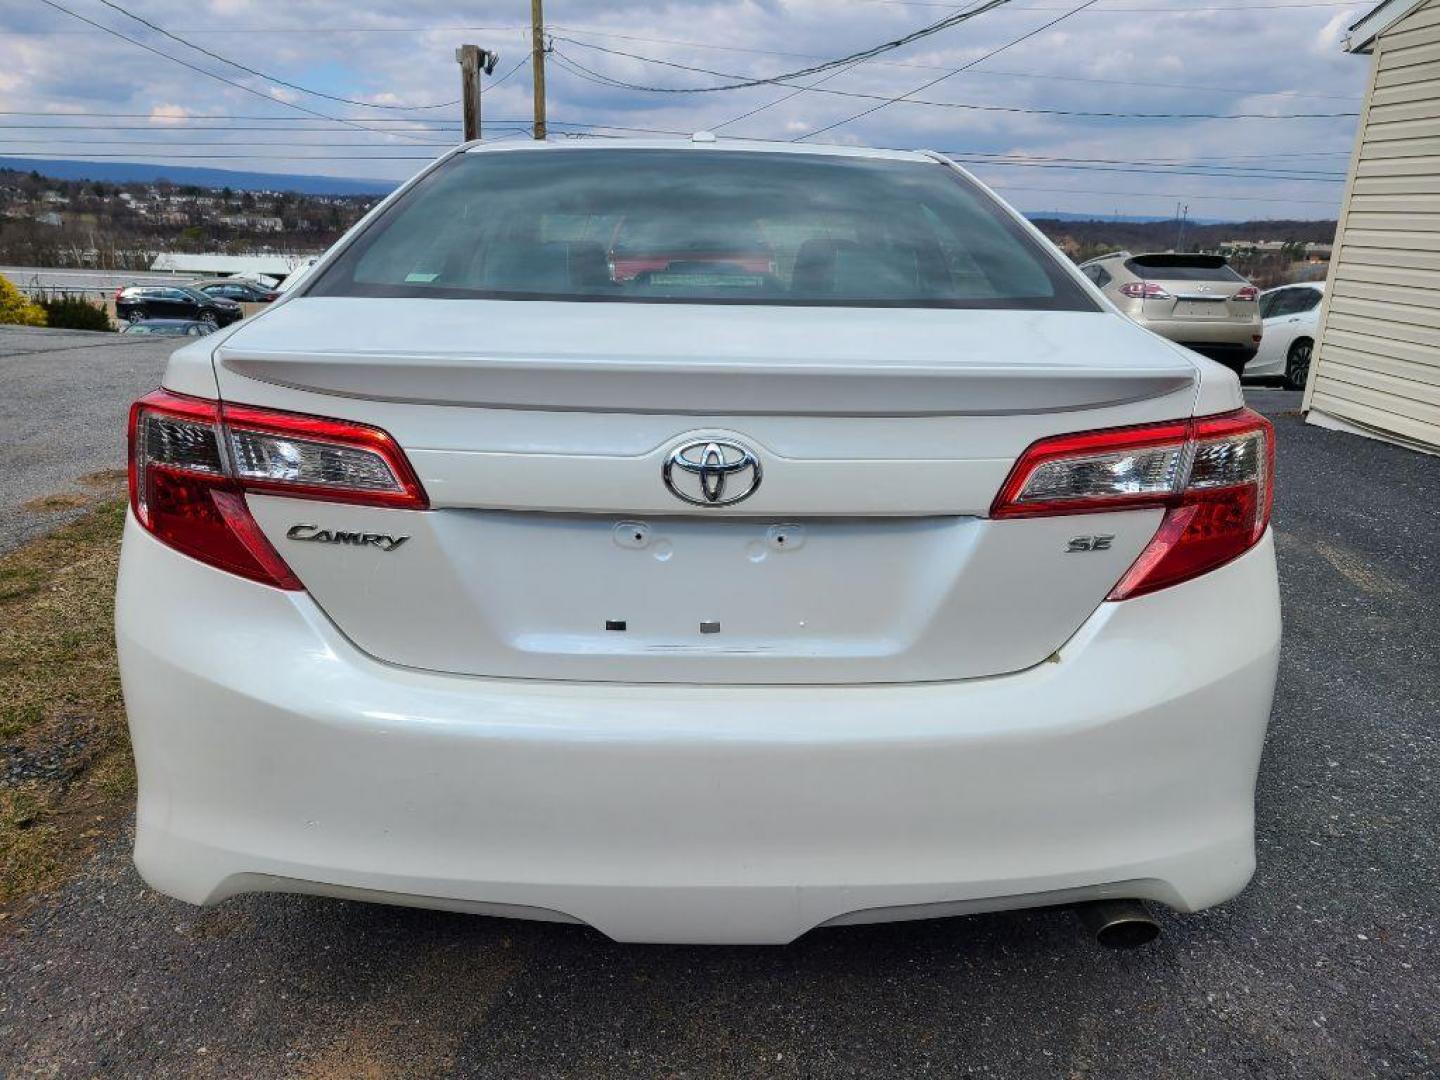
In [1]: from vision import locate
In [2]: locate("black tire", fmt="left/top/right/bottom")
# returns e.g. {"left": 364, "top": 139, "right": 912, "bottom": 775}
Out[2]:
{"left": 1284, "top": 338, "right": 1313, "bottom": 391}
{"left": 200, "top": 311, "right": 218, "bottom": 328}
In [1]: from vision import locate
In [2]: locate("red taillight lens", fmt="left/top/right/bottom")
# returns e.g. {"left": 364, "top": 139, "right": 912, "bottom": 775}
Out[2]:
{"left": 1119, "top": 282, "right": 1172, "bottom": 300}
{"left": 221, "top": 401, "right": 427, "bottom": 508}
{"left": 127, "top": 390, "right": 427, "bottom": 589}
{"left": 1234, "top": 286, "right": 1259, "bottom": 302}
{"left": 992, "top": 409, "right": 1274, "bottom": 599}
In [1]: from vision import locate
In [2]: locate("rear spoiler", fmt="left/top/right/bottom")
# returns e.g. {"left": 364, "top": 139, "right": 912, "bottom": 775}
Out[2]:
{"left": 1128, "top": 254, "right": 1230, "bottom": 270}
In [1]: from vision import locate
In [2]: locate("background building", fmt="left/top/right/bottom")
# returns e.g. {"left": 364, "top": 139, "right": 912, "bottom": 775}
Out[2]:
{"left": 1304, "top": 0, "right": 1440, "bottom": 454}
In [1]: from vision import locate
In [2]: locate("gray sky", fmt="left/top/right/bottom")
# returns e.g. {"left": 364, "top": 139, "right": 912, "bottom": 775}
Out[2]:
{"left": 1, "top": 0, "right": 1374, "bottom": 217}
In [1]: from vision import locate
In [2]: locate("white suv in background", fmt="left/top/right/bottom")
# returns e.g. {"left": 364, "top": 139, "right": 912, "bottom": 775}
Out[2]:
{"left": 1248, "top": 282, "right": 1325, "bottom": 389}
{"left": 116, "top": 140, "right": 1280, "bottom": 947}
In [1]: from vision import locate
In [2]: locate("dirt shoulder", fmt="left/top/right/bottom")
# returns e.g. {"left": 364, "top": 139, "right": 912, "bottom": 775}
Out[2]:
{"left": 0, "top": 484, "right": 133, "bottom": 919}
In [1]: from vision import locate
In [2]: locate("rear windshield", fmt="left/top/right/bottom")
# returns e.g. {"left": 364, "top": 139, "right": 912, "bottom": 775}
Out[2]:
{"left": 306, "top": 149, "right": 1094, "bottom": 311}
{"left": 1124, "top": 255, "right": 1244, "bottom": 283}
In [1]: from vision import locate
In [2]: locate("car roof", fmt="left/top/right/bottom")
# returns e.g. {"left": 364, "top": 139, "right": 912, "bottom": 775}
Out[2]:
{"left": 1262, "top": 282, "right": 1326, "bottom": 293}
{"left": 458, "top": 137, "right": 937, "bottom": 165}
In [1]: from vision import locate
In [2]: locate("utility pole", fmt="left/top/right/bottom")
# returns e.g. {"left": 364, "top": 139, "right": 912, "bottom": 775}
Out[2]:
{"left": 531, "top": 0, "right": 547, "bottom": 140}
{"left": 455, "top": 45, "right": 499, "bottom": 142}
{"left": 1175, "top": 204, "right": 1190, "bottom": 252}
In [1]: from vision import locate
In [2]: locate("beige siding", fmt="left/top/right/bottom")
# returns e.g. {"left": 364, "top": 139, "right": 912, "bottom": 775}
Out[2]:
{"left": 1307, "top": 0, "right": 1440, "bottom": 453}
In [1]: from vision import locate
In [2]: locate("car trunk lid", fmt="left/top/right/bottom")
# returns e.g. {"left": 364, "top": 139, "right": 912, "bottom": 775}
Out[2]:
{"left": 212, "top": 297, "right": 1200, "bottom": 684}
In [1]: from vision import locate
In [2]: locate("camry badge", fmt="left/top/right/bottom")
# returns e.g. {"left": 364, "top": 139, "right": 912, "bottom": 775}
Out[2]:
{"left": 663, "top": 439, "right": 762, "bottom": 507}
{"left": 286, "top": 524, "right": 410, "bottom": 552}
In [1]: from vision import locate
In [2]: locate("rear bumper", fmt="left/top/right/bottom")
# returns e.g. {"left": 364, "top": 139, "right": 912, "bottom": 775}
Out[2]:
{"left": 1181, "top": 342, "right": 1260, "bottom": 370}
{"left": 1136, "top": 316, "right": 1259, "bottom": 357}
{"left": 117, "top": 516, "right": 1281, "bottom": 944}
{"left": 1137, "top": 315, "right": 1259, "bottom": 344}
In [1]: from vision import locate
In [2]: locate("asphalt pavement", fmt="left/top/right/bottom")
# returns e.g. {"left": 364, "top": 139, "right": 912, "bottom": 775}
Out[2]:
{"left": 0, "top": 326, "right": 173, "bottom": 551}
{"left": 1, "top": 385, "right": 1437, "bottom": 1078}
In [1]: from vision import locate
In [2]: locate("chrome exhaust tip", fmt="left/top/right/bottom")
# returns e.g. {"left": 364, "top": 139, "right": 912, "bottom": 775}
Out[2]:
{"left": 1074, "top": 900, "right": 1160, "bottom": 949}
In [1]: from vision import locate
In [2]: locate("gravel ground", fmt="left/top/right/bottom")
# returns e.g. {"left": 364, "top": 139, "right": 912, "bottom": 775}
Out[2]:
{"left": 0, "top": 388, "right": 1436, "bottom": 1079}
{"left": 0, "top": 326, "right": 173, "bottom": 552}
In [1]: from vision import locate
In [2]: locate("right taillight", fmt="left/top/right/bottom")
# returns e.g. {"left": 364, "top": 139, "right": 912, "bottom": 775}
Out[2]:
{"left": 128, "top": 389, "right": 427, "bottom": 589}
{"left": 992, "top": 409, "right": 1274, "bottom": 600}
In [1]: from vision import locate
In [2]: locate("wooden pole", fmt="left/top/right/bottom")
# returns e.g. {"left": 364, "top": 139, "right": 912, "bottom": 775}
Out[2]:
{"left": 531, "top": 0, "right": 547, "bottom": 140}
{"left": 455, "top": 44, "right": 482, "bottom": 142}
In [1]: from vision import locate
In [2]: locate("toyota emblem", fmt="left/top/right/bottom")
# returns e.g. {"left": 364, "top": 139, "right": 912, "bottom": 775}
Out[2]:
{"left": 663, "top": 439, "right": 762, "bottom": 507}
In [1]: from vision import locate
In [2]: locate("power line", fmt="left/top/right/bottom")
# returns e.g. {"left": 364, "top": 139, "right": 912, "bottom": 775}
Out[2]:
{"left": 552, "top": 0, "right": 1018, "bottom": 94}
{"left": 712, "top": 0, "right": 998, "bottom": 131}
{"left": 711, "top": 58, "right": 872, "bottom": 131}
{"left": 88, "top": 0, "right": 458, "bottom": 110}
{"left": 489, "top": 54, "right": 532, "bottom": 88}
{"left": 31, "top": 0, "right": 439, "bottom": 144}
{"left": 869, "top": 0, "right": 1359, "bottom": 8}
{"left": 13, "top": 22, "right": 533, "bottom": 35}
{"left": 798, "top": 0, "right": 1102, "bottom": 140}
{"left": 541, "top": 27, "right": 1361, "bottom": 101}
{"left": 549, "top": 44, "right": 1359, "bottom": 120}
{"left": 10, "top": 1, "right": 1364, "bottom": 35}
{"left": 0, "top": 119, "right": 697, "bottom": 138}
{"left": 0, "top": 118, "right": 699, "bottom": 135}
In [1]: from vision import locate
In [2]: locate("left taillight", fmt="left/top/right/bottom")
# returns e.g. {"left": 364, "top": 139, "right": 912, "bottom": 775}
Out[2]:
{"left": 991, "top": 408, "right": 1274, "bottom": 600}
{"left": 127, "top": 389, "right": 427, "bottom": 589}
{"left": 1118, "top": 282, "right": 1172, "bottom": 300}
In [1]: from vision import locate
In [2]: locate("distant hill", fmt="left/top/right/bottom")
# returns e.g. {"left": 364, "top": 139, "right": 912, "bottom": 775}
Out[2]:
{"left": 0, "top": 158, "right": 1340, "bottom": 259}
{"left": 1022, "top": 210, "right": 1222, "bottom": 225}
{"left": 0, "top": 157, "right": 400, "bottom": 196}
{"left": 1031, "top": 217, "right": 1340, "bottom": 255}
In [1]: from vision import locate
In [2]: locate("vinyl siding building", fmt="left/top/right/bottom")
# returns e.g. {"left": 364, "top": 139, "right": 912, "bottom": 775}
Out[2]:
{"left": 1303, "top": 0, "right": 1440, "bottom": 454}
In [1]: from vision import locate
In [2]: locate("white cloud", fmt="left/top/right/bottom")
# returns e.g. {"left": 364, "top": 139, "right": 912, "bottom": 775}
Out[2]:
{"left": 1315, "top": 8, "right": 1362, "bottom": 53}
{"left": 148, "top": 104, "right": 194, "bottom": 124}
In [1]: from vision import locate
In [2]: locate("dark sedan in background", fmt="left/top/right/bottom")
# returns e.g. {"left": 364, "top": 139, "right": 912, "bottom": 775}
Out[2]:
{"left": 114, "top": 285, "right": 243, "bottom": 327}
{"left": 188, "top": 278, "right": 279, "bottom": 303}
{"left": 119, "top": 319, "right": 216, "bottom": 337}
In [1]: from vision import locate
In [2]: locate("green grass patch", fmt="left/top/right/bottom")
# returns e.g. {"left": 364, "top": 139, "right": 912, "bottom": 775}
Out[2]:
{"left": 0, "top": 495, "right": 133, "bottom": 914}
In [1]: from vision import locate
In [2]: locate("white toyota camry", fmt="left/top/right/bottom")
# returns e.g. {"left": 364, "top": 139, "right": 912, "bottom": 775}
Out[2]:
{"left": 116, "top": 139, "right": 1280, "bottom": 947}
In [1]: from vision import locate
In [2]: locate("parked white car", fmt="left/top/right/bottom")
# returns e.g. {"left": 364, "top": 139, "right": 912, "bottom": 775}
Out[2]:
{"left": 116, "top": 140, "right": 1280, "bottom": 947}
{"left": 1246, "top": 282, "right": 1325, "bottom": 389}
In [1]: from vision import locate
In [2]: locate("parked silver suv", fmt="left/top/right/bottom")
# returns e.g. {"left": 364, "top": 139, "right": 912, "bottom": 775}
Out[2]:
{"left": 1079, "top": 252, "right": 1261, "bottom": 374}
